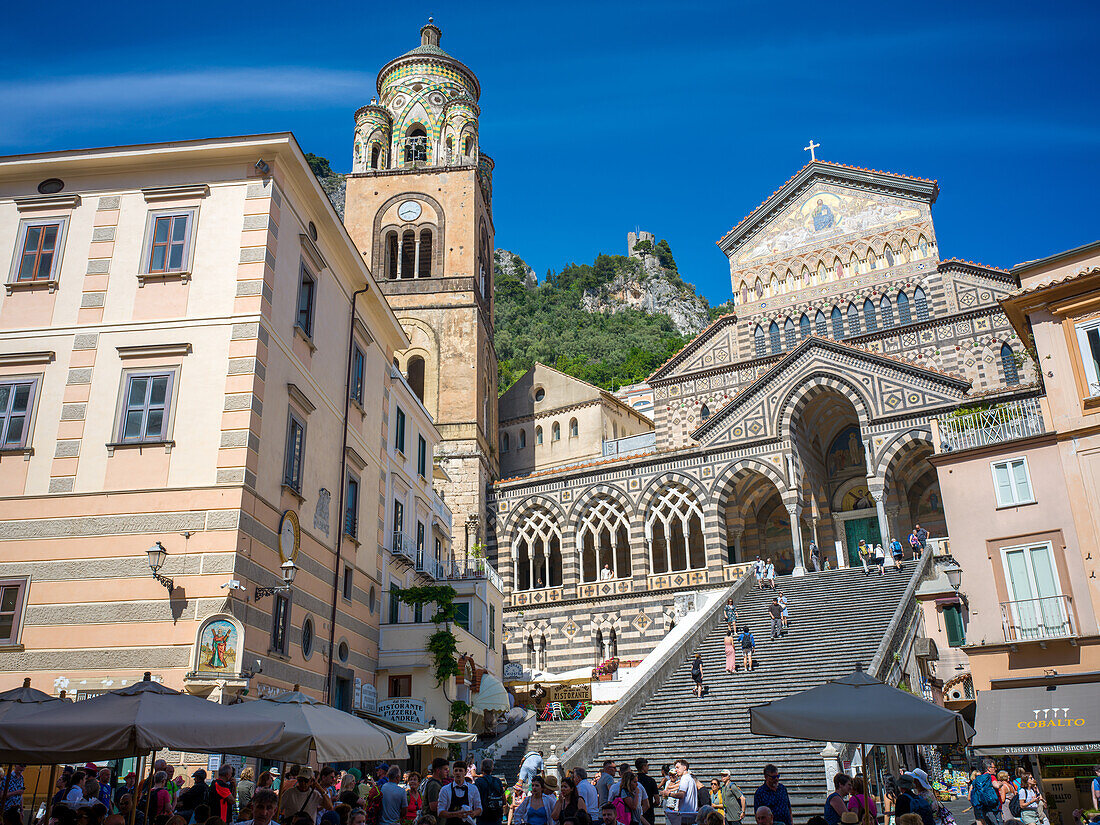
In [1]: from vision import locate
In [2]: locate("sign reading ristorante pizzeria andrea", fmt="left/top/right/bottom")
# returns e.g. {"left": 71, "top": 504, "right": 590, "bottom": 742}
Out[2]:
{"left": 377, "top": 698, "right": 426, "bottom": 725}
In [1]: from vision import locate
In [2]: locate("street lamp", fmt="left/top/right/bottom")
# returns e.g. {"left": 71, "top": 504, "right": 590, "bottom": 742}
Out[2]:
{"left": 942, "top": 563, "right": 963, "bottom": 591}
{"left": 255, "top": 559, "right": 299, "bottom": 600}
{"left": 146, "top": 542, "right": 175, "bottom": 592}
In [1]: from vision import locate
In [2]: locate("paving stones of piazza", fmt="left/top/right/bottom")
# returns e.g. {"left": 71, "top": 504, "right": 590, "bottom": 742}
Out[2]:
{"left": 0, "top": 17, "right": 1098, "bottom": 800}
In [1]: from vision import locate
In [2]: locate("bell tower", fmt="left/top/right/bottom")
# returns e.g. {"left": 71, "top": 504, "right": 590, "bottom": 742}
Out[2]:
{"left": 343, "top": 19, "right": 497, "bottom": 556}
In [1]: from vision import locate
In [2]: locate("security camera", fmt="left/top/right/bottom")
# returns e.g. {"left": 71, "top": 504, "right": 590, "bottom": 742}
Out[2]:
{"left": 220, "top": 580, "right": 246, "bottom": 591}
{"left": 255, "top": 159, "right": 270, "bottom": 175}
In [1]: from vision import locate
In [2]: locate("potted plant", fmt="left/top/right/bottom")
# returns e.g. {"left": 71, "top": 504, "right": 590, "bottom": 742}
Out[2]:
{"left": 592, "top": 657, "right": 619, "bottom": 681}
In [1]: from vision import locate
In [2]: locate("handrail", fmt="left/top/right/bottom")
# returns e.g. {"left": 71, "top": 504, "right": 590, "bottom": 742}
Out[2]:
{"left": 938, "top": 397, "right": 1046, "bottom": 451}
{"left": 558, "top": 575, "right": 754, "bottom": 770}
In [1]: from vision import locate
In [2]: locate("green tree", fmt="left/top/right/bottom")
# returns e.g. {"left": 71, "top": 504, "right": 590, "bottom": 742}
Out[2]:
{"left": 304, "top": 152, "right": 335, "bottom": 180}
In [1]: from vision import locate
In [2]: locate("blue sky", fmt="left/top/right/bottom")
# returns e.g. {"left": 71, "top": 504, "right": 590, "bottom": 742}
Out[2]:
{"left": 3, "top": 1, "right": 1097, "bottom": 304}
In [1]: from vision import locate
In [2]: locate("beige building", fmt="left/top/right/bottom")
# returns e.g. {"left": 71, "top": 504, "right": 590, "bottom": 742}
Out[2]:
{"left": 0, "top": 134, "right": 407, "bottom": 712}
{"left": 929, "top": 240, "right": 1100, "bottom": 782}
{"left": 374, "top": 362, "right": 505, "bottom": 732}
{"left": 497, "top": 363, "right": 654, "bottom": 482}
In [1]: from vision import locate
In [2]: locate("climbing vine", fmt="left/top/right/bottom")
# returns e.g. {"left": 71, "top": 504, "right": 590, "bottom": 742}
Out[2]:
{"left": 448, "top": 699, "right": 472, "bottom": 759}
{"left": 393, "top": 584, "right": 460, "bottom": 685}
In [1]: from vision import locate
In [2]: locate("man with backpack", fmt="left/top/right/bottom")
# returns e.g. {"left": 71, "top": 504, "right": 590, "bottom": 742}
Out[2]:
{"left": 739, "top": 626, "right": 755, "bottom": 672}
{"left": 894, "top": 775, "right": 933, "bottom": 825}
{"left": 474, "top": 759, "right": 504, "bottom": 825}
{"left": 423, "top": 758, "right": 451, "bottom": 816}
{"left": 970, "top": 758, "right": 1003, "bottom": 825}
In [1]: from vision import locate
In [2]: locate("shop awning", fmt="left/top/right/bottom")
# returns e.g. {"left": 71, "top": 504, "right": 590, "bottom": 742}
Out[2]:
{"left": 471, "top": 673, "right": 511, "bottom": 713}
{"left": 973, "top": 681, "right": 1100, "bottom": 752}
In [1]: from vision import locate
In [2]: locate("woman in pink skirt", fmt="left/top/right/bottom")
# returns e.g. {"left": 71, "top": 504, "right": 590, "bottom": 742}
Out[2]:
{"left": 725, "top": 631, "right": 738, "bottom": 673}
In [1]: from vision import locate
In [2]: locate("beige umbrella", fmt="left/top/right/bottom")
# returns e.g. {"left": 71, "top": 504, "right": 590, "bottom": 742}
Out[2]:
{"left": 226, "top": 688, "right": 409, "bottom": 763}
{"left": 405, "top": 726, "right": 478, "bottom": 747}
{"left": 0, "top": 673, "right": 284, "bottom": 763}
{"left": 470, "top": 674, "right": 511, "bottom": 714}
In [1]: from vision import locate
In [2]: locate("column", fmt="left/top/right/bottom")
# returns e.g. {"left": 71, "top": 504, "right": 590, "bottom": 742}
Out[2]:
{"left": 677, "top": 517, "right": 688, "bottom": 571}
{"left": 787, "top": 503, "right": 806, "bottom": 577}
{"left": 414, "top": 237, "right": 421, "bottom": 278}
{"left": 729, "top": 527, "right": 744, "bottom": 564}
{"left": 868, "top": 481, "right": 890, "bottom": 548}
{"left": 886, "top": 506, "right": 902, "bottom": 545}
{"left": 509, "top": 539, "right": 520, "bottom": 593}
{"left": 820, "top": 743, "right": 841, "bottom": 794}
{"left": 397, "top": 241, "right": 403, "bottom": 279}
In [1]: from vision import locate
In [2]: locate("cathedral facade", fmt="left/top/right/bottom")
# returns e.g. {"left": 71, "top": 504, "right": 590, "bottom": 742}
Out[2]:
{"left": 489, "top": 162, "right": 1035, "bottom": 673}
{"left": 343, "top": 20, "right": 498, "bottom": 556}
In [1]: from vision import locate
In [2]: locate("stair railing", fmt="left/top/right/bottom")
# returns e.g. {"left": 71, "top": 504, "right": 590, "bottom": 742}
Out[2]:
{"left": 556, "top": 575, "right": 754, "bottom": 771}
{"left": 835, "top": 548, "right": 935, "bottom": 771}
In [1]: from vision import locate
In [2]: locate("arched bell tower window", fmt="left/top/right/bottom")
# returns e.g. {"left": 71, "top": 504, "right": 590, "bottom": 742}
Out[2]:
{"left": 897, "top": 291, "right": 912, "bottom": 324}
{"left": 418, "top": 229, "right": 433, "bottom": 278}
{"left": 815, "top": 310, "right": 828, "bottom": 336}
{"left": 784, "top": 317, "right": 797, "bottom": 349}
{"left": 464, "top": 136, "right": 473, "bottom": 157}
{"left": 445, "top": 137, "right": 454, "bottom": 163}
{"left": 404, "top": 125, "right": 428, "bottom": 165}
{"left": 406, "top": 356, "right": 425, "bottom": 402}
{"left": 371, "top": 144, "right": 382, "bottom": 169}
{"left": 400, "top": 230, "right": 416, "bottom": 279}
{"left": 754, "top": 325, "right": 765, "bottom": 357}
{"left": 385, "top": 231, "right": 399, "bottom": 279}
{"left": 831, "top": 306, "right": 844, "bottom": 339}
{"left": 769, "top": 321, "right": 781, "bottom": 355}
{"left": 914, "top": 287, "right": 929, "bottom": 321}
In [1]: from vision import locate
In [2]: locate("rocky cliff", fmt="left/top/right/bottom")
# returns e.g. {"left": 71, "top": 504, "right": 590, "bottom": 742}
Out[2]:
{"left": 578, "top": 256, "right": 711, "bottom": 337}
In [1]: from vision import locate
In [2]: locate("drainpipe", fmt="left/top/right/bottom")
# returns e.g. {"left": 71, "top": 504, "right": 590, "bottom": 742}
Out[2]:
{"left": 326, "top": 282, "right": 371, "bottom": 705}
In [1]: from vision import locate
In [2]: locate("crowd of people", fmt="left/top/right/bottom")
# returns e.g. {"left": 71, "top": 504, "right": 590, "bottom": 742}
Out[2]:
{"left": 7, "top": 754, "right": 1096, "bottom": 825}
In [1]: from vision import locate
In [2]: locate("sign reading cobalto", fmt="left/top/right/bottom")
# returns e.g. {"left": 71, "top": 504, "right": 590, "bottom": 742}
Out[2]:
{"left": 973, "top": 682, "right": 1099, "bottom": 750}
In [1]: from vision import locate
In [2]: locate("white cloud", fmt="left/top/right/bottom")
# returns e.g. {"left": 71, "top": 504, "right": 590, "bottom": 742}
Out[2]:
{"left": 0, "top": 66, "right": 374, "bottom": 146}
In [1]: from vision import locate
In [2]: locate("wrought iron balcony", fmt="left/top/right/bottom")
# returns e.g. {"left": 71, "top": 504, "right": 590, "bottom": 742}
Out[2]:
{"left": 414, "top": 549, "right": 444, "bottom": 580}
{"left": 390, "top": 531, "right": 416, "bottom": 564}
{"left": 938, "top": 397, "right": 1046, "bottom": 452}
{"left": 445, "top": 557, "right": 504, "bottom": 592}
{"left": 1001, "top": 594, "right": 1076, "bottom": 643}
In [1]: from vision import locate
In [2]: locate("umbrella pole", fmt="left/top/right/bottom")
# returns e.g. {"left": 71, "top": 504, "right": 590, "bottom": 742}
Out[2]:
{"left": 143, "top": 752, "right": 156, "bottom": 825}
{"left": 29, "top": 766, "right": 42, "bottom": 823}
{"left": 128, "top": 755, "right": 143, "bottom": 825}
{"left": 860, "top": 744, "right": 869, "bottom": 825}
{"left": 44, "top": 764, "right": 57, "bottom": 825}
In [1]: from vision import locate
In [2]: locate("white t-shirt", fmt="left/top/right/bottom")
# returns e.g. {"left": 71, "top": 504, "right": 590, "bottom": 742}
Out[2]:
{"left": 437, "top": 781, "right": 482, "bottom": 825}
{"left": 678, "top": 775, "right": 698, "bottom": 815}
{"left": 577, "top": 781, "right": 598, "bottom": 813}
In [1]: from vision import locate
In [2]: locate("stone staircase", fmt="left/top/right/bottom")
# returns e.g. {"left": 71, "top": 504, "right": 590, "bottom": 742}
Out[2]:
{"left": 495, "top": 719, "right": 584, "bottom": 782}
{"left": 592, "top": 563, "right": 921, "bottom": 824}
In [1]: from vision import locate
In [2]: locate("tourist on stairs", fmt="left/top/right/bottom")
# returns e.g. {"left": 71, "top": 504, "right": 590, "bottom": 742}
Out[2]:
{"left": 873, "top": 544, "right": 887, "bottom": 576}
{"left": 858, "top": 541, "right": 871, "bottom": 575}
{"left": 777, "top": 592, "right": 789, "bottom": 632}
{"left": 738, "top": 626, "right": 755, "bottom": 671}
{"left": 516, "top": 778, "right": 552, "bottom": 825}
{"left": 691, "top": 653, "right": 707, "bottom": 697}
{"left": 767, "top": 599, "right": 783, "bottom": 641}
{"left": 723, "top": 598, "right": 738, "bottom": 634}
{"left": 724, "top": 632, "right": 737, "bottom": 674}
{"left": 764, "top": 561, "right": 776, "bottom": 590}
{"left": 717, "top": 771, "right": 746, "bottom": 825}
{"left": 890, "top": 537, "right": 905, "bottom": 569}
{"left": 809, "top": 541, "right": 821, "bottom": 572}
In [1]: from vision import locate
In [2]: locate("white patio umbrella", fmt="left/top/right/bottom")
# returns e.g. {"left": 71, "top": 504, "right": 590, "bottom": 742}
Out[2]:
{"left": 406, "top": 726, "right": 478, "bottom": 747}
{"left": 225, "top": 688, "right": 409, "bottom": 762}
{"left": 470, "top": 674, "right": 511, "bottom": 713}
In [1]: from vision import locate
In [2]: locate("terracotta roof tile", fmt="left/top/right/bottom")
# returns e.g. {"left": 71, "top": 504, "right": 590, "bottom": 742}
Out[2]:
{"left": 938, "top": 257, "right": 1011, "bottom": 273}
{"left": 494, "top": 444, "right": 698, "bottom": 487}
{"left": 1008, "top": 265, "right": 1100, "bottom": 297}
{"left": 719, "top": 161, "right": 938, "bottom": 245}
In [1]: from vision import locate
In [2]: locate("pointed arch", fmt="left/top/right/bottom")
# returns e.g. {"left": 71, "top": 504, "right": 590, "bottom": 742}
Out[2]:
{"left": 900, "top": 239, "right": 912, "bottom": 263}
{"left": 850, "top": 252, "right": 860, "bottom": 274}
{"left": 645, "top": 481, "right": 706, "bottom": 574}
{"left": 847, "top": 302, "right": 862, "bottom": 336}
{"left": 577, "top": 493, "right": 632, "bottom": 582}
{"left": 535, "top": 425, "right": 543, "bottom": 445}
{"left": 863, "top": 297, "right": 878, "bottom": 331}
{"left": 769, "top": 321, "right": 781, "bottom": 354}
{"left": 834, "top": 257, "right": 844, "bottom": 280}
{"left": 880, "top": 294, "right": 895, "bottom": 328}
{"left": 830, "top": 306, "right": 844, "bottom": 339}
{"left": 784, "top": 317, "right": 797, "bottom": 349}
{"left": 918, "top": 235, "right": 930, "bottom": 258}
{"left": 741, "top": 282, "right": 749, "bottom": 304}
{"left": 884, "top": 244, "right": 895, "bottom": 268}
{"left": 755, "top": 277, "right": 764, "bottom": 299}
{"left": 914, "top": 286, "right": 929, "bottom": 321}
{"left": 518, "top": 429, "right": 526, "bottom": 449}
{"left": 754, "top": 324, "right": 765, "bottom": 357}
{"left": 511, "top": 504, "right": 563, "bottom": 591}
{"left": 897, "top": 290, "right": 912, "bottom": 324}
{"left": 1000, "top": 343, "right": 1020, "bottom": 386}
{"left": 701, "top": 403, "right": 711, "bottom": 421}
{"left": 799, "top": 313, "right": 811, "bottom": 340}
{"left": 814, "top": 309, "right": 828, "bottom": 336}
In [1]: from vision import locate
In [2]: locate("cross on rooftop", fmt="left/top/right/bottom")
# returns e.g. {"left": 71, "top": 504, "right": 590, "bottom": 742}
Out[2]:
{"left": 804, "top": 140, "right": 820, "bottom": 162}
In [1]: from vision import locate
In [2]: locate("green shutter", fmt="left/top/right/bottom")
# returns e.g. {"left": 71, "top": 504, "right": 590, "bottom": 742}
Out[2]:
{"left": 944, "top": 605, "right": 965, "bottom": 647}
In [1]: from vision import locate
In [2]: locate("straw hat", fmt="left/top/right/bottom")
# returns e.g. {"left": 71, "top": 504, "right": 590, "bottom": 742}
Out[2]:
{"left": 842, "top": 814, "right": 860, "bottom": 824}
{"left": 542, "top": 775, "right": 559, "bottom": 792}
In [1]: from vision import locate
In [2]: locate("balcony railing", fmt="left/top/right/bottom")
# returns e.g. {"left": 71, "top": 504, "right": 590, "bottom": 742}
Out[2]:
{"left": 1001, "top": 594, "right": 1076, "bottom": 642}
{"left": 415, "top": 549, "right": 444, "bottom": 580}
{"left": 391, "top": 531, "right": 416, "bottom": 564}
{"left": 445, "top": 557, "right": 504, "bottom": 592}
{"left": 602, "top": 431, "right": 657, "bottom": 458}
{"left": 938, "top": 397, "right": 1046, "bottom": 452}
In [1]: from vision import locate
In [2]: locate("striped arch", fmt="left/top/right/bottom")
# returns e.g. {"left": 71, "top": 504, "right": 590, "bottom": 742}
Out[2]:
{"left": 642, "top": 473, "right": 709, "bottom": 574}
{"left": 710, "top": 456, "right": 789, "bottom": 500}
{"left": 500, "top": 493, "right": 567, "bottom": 541}
{"left": 778, "top": 373, "right": 874, "bottom": 441}
{"left": 873, "top": 425, "right": 934, "bottom": 478}
{"left": 509, "top": 501, "right": 564, "bottom": 592}
{"left": 639, "top": 470, "right": 710, "bottom": 513}
{"left": 566, "top": 482, "right": 636, "bottom": 524}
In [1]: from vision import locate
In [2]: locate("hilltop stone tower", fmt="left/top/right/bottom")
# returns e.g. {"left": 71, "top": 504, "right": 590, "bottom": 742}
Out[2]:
{"left": 343, "top": 19, "right": 498, "bottom": 555}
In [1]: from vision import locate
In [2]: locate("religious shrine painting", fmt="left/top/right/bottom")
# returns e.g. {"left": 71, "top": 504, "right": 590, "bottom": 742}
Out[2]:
{"left": 194, "top": 616, "right": 241, "bottom": 675}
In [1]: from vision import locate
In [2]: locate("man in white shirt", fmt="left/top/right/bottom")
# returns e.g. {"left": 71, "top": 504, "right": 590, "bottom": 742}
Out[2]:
{"left": 599, "top": 565, "right": 613, "bottom": 581}
{"left": 518, "top": 751, "right": 544, "bottom": 785}
{"left": 662, "top": 760, "right": 696, "bottom": 825}
{"left": 437, "top": 761, "right": 483, "bottom": 825}
{"left": 572, "top": 769, "right": 597, "bottom": 814}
